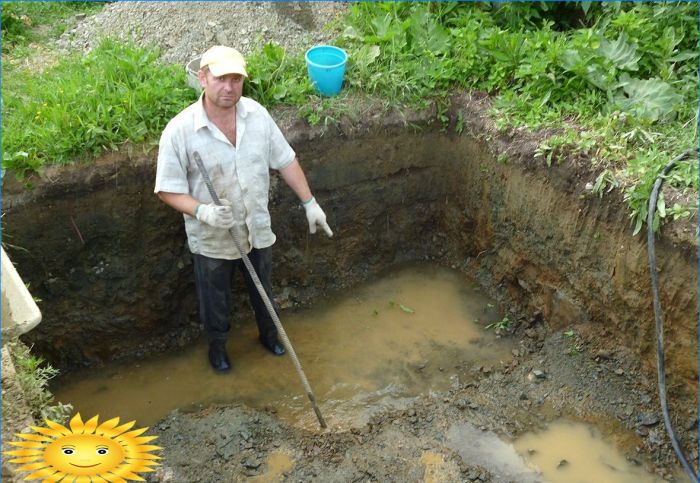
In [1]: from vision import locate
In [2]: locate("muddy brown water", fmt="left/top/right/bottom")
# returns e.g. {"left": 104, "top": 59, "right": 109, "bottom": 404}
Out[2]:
{"left": 51, "top": 265, "right": 683, "bottom": 482}
{"left": 448, "top": 419, "right": 688, "bottom": 483}
{"left": 3, "top": 97, "right": 696, "bottom": 479}
{"left": 52, "top": 265, "right": 513, "bottom": 429}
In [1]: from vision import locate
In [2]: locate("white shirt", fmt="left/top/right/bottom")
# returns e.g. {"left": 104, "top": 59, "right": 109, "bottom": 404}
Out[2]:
{"left": 155, "top": 95, "right": 295, "bottom": 259}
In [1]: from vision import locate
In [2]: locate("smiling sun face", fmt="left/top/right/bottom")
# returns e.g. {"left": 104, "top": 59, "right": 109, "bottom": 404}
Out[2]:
{"left": 43, "top": 433, "right": 125, "bottom": 475}
{"left": 3, "top": 413, "right": 161, "bottom": 481}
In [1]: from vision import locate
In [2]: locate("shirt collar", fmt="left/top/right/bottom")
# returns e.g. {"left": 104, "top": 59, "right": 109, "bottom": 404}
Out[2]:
{"left": 194, "top": 93, "right": 248, "bottom": 131}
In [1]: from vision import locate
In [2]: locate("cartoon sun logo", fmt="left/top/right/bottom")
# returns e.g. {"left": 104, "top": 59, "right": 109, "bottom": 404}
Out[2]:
{"left": 3, "top": 413, "right": 161, "bottom": 482}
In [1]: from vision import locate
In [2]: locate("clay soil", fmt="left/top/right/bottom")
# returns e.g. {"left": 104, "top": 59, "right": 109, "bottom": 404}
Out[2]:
{"left": 2, "top": 96, "right": 697, "bottom": 482}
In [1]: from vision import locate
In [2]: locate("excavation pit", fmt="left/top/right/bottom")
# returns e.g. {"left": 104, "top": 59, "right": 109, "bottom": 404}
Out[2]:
{"left": 2, "top": 97, "right": 696, "bottom": 481}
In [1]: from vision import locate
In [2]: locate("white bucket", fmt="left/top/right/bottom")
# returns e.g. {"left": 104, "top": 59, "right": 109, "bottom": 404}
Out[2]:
{"left": 185, "top": 56, "right": 202, "bottom": 92}
{"left": 1, "top": 248, "right": 42, "bottom": 340}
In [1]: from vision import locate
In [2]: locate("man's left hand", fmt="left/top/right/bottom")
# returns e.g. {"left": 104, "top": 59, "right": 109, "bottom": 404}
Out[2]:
{"left": 304, "top": 197, "right": 333, "bottom": 237}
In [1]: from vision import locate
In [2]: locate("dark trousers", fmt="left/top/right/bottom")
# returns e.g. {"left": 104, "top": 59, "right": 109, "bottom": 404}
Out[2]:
{"left": 193, "top": 248, "right": 279, "bottom": 345}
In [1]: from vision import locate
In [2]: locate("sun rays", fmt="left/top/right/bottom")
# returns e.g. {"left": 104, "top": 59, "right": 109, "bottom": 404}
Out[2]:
{"left": 3, "top": 413, "right": 161, "bottom": 482}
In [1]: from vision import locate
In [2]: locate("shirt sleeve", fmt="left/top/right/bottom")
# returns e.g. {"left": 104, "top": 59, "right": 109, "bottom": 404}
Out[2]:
{"left": 265, "top": 111, "right": 296, "bottom": 170}
{"left": 154, "top": 122, "right": 190, "bottom": 194}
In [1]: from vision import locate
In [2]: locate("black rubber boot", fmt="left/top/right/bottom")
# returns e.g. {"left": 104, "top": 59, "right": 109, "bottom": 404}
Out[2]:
{"left": 260, "top": 335, "right": 285, "bottom": 356}
{"left": 208, "top": 340, "right": 231, "bottom": 373}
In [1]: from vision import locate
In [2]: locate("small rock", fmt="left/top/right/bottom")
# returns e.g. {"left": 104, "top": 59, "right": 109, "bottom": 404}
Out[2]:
{"left": 614, "top": 368, "right": 624, "bottom": 375}
{"left": 557, "top": 459, "right": 569, "bottom": 469}
{"left": 595, "top": 350, "right": 613, "bottom": 360}
{"left": 528, "top": 370, "right": 545, "bottom": 382}
{"left": 637, "top": 413, "right": 660, "bottom": 426}
{"left": 243, "top": 457, "right": 261, "bottom": 469}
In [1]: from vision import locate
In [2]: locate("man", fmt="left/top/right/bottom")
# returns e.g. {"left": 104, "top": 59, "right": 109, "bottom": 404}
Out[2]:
{"left": 155, "top": 45, "right": 333, "bottom": 373}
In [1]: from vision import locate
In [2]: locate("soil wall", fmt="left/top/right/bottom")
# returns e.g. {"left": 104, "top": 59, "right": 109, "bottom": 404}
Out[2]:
{"left": 2, "top": 98, "right": 696, "bottom": 399}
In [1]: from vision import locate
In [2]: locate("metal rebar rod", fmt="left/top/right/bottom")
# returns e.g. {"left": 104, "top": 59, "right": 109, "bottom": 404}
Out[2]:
{"left": 193, "top": 151, "right": 327, "bottom": 429}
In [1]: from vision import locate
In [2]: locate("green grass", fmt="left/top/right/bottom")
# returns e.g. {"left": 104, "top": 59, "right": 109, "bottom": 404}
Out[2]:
{"left": 335, "top": 1, "right": 698, "bottom": 234}
{"left": 2, "top": 1, "right": 697, "bottom": 233}
{"left": 1, "top": 1, "right": 105, "bottom": 50}
{"left": 2, "top": 39, "right": 196, "bottom": 176}
{"left": 4, "top": 341, "right": 72, "bottom": 423}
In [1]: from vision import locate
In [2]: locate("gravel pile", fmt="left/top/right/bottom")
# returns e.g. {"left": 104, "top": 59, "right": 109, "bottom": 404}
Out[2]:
{"left": 57, "top": 1, "right": 347, "bottom": 66}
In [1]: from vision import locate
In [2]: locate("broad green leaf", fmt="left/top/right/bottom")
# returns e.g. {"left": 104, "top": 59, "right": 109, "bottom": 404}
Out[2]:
{"left": 633, "top": 215, "right": 643, "bottom": 236}
{"left": 410, "top": 9, "right": 451, "bottom": 54}
{"left": 657, "top": 192, "right": 666, "bottom": 218}
{"left": 598, "top": 33, "right": 640, "bottom": 71}
{"left": 352, "top": 45, "right": 381, "bottom": 70}
{"left": 668, "top": 51, "right": 698, "bottom": 63}
{"left": 585, "top": 64, "right": 611, "bottom": 91}
{"left": 371, "top": 13, "right": 395, "bottom": 42}
{"left": 271, "top": 85, "right": 287, "bottom": 100}
{"left": 559, "top": 49, "right": 584, "bottom": 72}
{"left": 612, "top": 75, "right": 682, "bottom": 122}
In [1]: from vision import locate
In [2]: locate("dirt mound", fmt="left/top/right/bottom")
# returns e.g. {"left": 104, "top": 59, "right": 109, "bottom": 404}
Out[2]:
{"left": 57, "top": 1, "right": 347, "bottom": 65}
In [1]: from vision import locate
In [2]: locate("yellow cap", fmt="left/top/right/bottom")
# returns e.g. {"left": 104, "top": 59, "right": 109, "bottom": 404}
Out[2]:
{"left": 200, "top": 45, "right": 248, "bottom": 77}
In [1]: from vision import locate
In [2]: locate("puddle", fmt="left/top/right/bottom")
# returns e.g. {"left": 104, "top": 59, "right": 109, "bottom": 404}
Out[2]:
{"left": 248, "top": 451, "right": 295, "bottom": 482}
{"left": 420, "top": 451, "right": 448, "bottom": 483}
{"left": 513, "top": 420, "right": 685, "bottom": 483}
{"left": 447, "top": 420, "right": 683, "bottom": 483}
{"left": 53, "top": 264, "right": 513, "bottom": 429}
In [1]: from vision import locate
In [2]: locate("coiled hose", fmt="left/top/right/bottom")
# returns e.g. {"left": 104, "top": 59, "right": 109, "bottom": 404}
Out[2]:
{"left": 193, "top": 151, "right": 327, "bottom": 429}
{"left": 646, "top": 148, "right": 697, "bottom": 481}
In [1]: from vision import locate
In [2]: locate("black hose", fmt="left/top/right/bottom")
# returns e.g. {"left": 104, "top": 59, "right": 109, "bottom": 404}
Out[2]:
{"left": 646, "top": 148, "right": 697, "bottom": 481}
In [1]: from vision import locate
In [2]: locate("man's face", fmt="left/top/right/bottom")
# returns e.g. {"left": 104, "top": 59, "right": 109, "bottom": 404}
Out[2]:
{"left": 198, "top": 69, "right": 244, "bottom": 110}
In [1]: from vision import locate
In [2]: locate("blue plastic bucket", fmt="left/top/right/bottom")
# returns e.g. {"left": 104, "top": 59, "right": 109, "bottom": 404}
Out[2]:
{"left": 305, "top": 45, "right": 348, "bottom": 96}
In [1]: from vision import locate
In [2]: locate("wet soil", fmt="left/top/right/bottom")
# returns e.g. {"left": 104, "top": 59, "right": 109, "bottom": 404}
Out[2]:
{"left": 2, "top": 94, "right": 697, "bottom": 481}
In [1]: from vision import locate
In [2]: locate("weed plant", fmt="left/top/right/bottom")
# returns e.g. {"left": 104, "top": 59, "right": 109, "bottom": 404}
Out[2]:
{"left": 244, "top": 42, "right": 315, "bottom": 107}
{"left": 1, "top": 1, "right": 104, "bottom": 51}
{"left": 2, "top": 2, "right": 697, "bottom": 233}
{"left": 4, "top": 341, "right": 72, "bottom": 423}
{"left": 337, "top": 1, "right": 698, "bottom": 233}
{"left": 2, "top": 39, "right": 196, "bottom": 177}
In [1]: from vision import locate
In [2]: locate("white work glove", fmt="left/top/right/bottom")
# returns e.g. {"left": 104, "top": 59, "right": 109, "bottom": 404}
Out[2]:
{"left": 303, "top": 197, "right": 333, "bottom": 237}
{"left": 195, "top": 199, "right": 235, "bottom": 229}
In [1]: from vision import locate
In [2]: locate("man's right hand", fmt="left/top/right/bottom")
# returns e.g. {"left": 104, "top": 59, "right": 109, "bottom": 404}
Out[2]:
{"left": 195, "top": 200, "right": 235, "bottom": 229}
